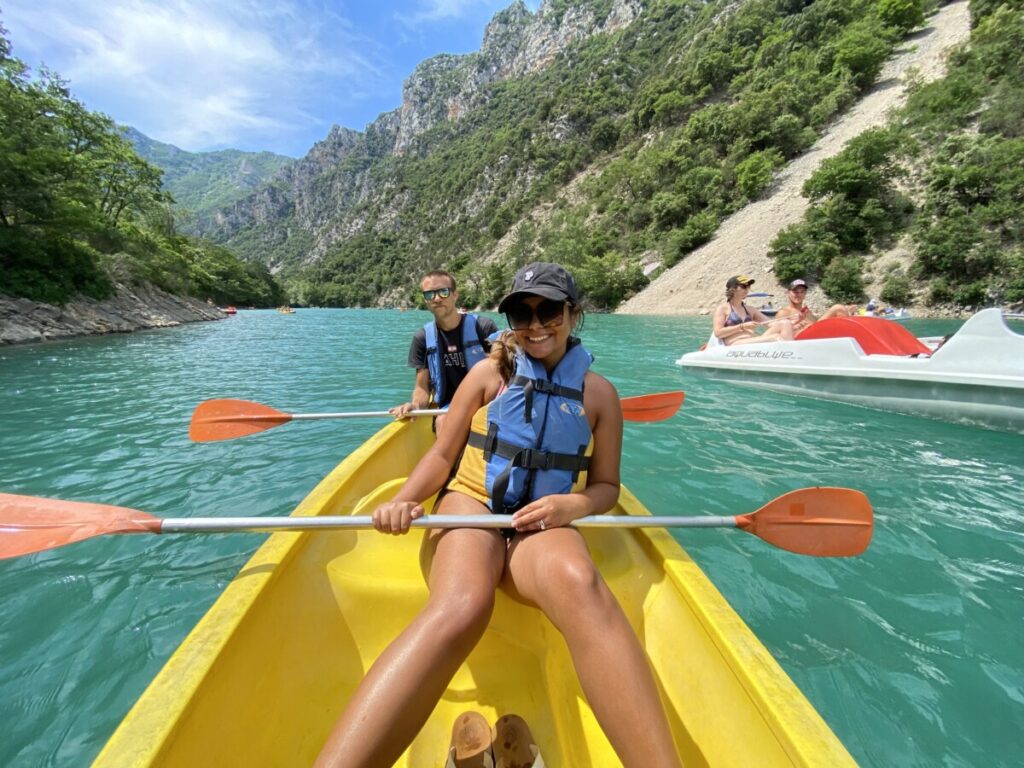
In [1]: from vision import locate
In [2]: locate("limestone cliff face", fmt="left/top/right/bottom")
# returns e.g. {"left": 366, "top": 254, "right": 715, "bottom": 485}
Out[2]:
{"left": 395, "top": 0, "right": 642, "bottom": 153}
{"left": 211, "top": 0, "right": 642, "bottom": 271}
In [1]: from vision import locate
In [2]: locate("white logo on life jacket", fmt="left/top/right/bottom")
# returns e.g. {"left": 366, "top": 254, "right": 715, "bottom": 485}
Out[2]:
{"left": 560, "top": 402, "right": 586, "bottom": 417}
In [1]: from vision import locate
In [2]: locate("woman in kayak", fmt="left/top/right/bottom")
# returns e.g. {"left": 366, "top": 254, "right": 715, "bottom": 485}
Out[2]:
{"left": 315, "top": 263, "right": 680, "bottom": 768}
{"left": 713, "top": 274, "right": 794, "bottom": 346}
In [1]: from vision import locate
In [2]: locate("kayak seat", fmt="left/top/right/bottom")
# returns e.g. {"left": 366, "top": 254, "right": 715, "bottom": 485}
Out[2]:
{"left": 796, "top": 317, "right": 932, "bottom": 356}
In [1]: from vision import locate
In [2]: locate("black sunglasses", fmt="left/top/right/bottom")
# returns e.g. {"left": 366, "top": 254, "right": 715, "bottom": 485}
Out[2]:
{"left": 422, "top": 287, "right": 452, "bottom": 301}
{"left": 506, "top": 299, "right": 567, "bottom": 331}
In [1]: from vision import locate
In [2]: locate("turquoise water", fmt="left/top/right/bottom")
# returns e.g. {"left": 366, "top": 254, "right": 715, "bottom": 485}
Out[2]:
{"left": 1, "top": 309, "right": 1021, "bottom": 767}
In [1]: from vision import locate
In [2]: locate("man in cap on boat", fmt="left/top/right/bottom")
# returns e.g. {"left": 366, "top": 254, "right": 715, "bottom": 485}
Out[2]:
{"left": 775, "top": 278, "right": 856, "bottom": 333}
{"left": 390, "top": 270, "right": 498, "bottom": 434}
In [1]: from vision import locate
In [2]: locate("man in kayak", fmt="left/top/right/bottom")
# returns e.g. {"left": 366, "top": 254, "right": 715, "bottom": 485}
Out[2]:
{"left": 317, "top": 263, "right": 681, "bottom": 768}
{"left": 390, "top": 270, "right": 498, "bottom": 434}
{"left": 775, "top": 278, "right": 857, "bottom": 333}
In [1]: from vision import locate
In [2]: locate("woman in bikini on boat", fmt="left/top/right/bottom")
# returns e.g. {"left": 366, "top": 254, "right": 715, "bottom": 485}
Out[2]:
{"left": 713, "top": 275, "right": 794, "bottom": 346}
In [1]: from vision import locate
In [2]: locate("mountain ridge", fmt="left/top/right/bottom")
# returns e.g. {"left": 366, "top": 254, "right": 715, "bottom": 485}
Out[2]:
{"left": 123, "top": 127, "right": 294, "bottom": 235}
{"left": 165, "top": 0, "right": 1022, "bottom": 314}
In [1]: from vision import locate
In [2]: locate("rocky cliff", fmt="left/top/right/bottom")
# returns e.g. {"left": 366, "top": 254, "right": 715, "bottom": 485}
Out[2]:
{"left": 208, "top": 0, "right": 642, "bottom": 273}
{"left": 0, "top": 283, "right": 226, "bottom": 346}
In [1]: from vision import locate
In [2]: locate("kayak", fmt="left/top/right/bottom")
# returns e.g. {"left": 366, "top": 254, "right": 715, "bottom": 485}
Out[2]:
{"left": 92, "top": 418, "right": 855, "bottom": 767}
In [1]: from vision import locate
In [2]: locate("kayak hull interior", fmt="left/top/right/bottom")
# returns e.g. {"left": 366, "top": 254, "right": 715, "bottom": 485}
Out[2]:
{"left": 92, "top": 419, "right": 854, "bottom": 767}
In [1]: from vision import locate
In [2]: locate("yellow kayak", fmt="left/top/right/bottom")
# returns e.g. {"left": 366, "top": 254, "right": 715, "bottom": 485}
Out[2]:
{"left": 93, "top": 418, "right": 855, "bottom": 767}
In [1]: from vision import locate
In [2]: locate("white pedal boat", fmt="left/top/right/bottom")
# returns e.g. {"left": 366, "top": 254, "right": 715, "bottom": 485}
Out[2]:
{"left": 676, "top": 309, "right": 1024, "bottom": 434}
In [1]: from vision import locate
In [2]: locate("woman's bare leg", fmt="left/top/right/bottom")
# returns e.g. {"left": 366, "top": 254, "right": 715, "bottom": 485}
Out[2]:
{"left": 315, "top": 494, "right": 504, "bottom": 768}
{"left": 506, "top": 530, "right": 681, "bottom": 768}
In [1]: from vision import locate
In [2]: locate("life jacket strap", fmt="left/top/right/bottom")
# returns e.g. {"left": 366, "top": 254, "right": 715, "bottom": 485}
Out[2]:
{"left": 509, "top": 375, "right": 583, "bottom": 424}
{"left": 468, "top": 431, "right": 590, "bottom": 473}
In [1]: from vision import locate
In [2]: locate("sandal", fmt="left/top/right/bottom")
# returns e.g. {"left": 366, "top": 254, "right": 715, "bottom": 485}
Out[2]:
{"left": 445, "top": 711, "right": 495, "bottom": 768}
{"left": 492, "top": 714, "right": 544, "bottom": 768}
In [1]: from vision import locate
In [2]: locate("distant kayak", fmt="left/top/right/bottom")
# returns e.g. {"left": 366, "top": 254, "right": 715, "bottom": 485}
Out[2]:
{"left": 221, "top": 306, "right": 237, "bottom": 315}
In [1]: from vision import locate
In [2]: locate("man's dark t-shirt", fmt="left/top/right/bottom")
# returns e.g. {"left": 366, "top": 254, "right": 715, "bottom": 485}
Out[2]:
{"left": 408, "top": 315, "right": 499, "bottom": 406}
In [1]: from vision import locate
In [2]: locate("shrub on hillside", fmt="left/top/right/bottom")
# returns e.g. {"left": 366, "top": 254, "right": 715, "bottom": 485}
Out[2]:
{"left": 829, "top": 19, "right": 895, "bottom": 89}
{"left": 1005, "top": 250, "right": 1024, "bottom": 304}
{"left": 821, "top": 256, "right": 866, "bottom": 302}
{"left": 880, "top": 271, "right": 913, "bottom": 306}
{"left": 665, "top": 211, "right": 718, "bottom": 267}
{"left": 926, "top": 277, "right": 954, "bottom": 305}
{"left": 875, "top": 0, "right": 925, "bottom": 33}
{"left": 952, "top": 280, "right": 988, "bottom": 307}
{"left": 770, "top": 223, "right": 841, "bottom": 282}
{"left": 735, "top": 149, "right": 784, "bottom": 199}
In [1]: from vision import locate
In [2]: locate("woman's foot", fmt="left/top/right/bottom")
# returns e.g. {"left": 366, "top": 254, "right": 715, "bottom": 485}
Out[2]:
{"left": 492, "top": 714, "right": 541, "bottom": 768}
{"left": 447, "top": 711, "right": 494, "bottom": 768}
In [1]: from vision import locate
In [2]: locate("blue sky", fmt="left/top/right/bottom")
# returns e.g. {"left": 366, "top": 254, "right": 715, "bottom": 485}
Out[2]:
{"left": 2, "top": 0, "right": 540, "bottom": 157}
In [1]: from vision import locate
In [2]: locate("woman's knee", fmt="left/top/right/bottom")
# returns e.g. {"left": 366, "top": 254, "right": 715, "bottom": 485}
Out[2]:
{"left": 544, "top": 554, "right": 607, "bottom": 610}
{"left": 426, "top": 584, "right": 495, "bottom": 641}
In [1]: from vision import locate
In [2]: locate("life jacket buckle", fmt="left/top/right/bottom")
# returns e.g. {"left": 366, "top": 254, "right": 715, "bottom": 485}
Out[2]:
{"left": 517, "top": 448, "right": 553, "bottom": 471}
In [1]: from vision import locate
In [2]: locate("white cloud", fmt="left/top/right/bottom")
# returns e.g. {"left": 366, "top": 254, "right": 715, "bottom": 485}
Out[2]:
{"left": 3, "top": 0, "right": 388, "bottom": 154}
{"left": 394, "top": 0, "right": 517, "bottom": 29}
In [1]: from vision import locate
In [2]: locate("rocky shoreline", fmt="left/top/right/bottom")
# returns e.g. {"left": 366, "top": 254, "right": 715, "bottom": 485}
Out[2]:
{"left": 0, "top": 282, "right": 226, "bottom": 346}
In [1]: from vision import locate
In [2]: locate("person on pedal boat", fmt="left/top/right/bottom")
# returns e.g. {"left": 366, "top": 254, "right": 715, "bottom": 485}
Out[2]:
{"left": 316, "top": 263, "right": 681, "bottom": 768}
{"left": 390, "top": 270, "right": 498, "bottom": 435}
{"left": 775, "top": 279, "right": 856, "bottom": 332}
{"left": 712, "top": 275, "right": 794, "bottom": 346}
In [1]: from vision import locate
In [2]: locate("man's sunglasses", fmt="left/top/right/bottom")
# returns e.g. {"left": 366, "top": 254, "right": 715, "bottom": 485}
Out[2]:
{"left": 422, "top": 287, "right": 452, "bottom": 301}
{"left": 506, "top": 299, "right": 567, "bottom": 331}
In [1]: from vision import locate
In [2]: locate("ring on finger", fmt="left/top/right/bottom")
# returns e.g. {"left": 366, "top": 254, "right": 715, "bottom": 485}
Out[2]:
{"left": 539, "top": 520, "right": 546, "bottom": 530}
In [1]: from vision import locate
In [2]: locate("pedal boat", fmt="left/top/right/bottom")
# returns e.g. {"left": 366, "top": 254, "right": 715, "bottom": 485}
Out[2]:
{"left": 92, "top": 418, "right": 855, "bottom": 767}
{"left": 677, "top": 309, "right": 1024, "bottom": 434}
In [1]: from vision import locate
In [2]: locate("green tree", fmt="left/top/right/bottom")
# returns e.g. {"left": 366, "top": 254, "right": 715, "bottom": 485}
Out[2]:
{"left": 830, "top": 19, "right": 894, "bottom": 90}
{"left": 821, "top": 256, "right": 865, "bottom": 302}
{"left": 875, "top": 0, "right": 924, "bottom": 33}
{"left": 735, "top": 149, "right": 784, "bottom": 199}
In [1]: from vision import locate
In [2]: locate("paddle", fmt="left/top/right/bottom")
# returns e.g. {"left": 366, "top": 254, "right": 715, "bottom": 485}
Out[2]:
{"left": 188, "top": 391, "right": 686, "bottom": 443}
{"left": 0, "top": 487, "right": 870, "bottom": 560}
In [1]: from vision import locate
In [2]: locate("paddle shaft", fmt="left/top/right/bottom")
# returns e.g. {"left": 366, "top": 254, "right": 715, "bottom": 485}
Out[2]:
{"left": 280, "top": 410, "right": 440, "bottom": 421}
{"left": 156, "top": 514, "right": 738, "bottom": 533}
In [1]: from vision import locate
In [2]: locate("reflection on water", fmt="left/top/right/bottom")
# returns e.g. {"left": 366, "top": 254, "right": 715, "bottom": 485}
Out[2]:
{"left": 1, "top": 310, "right": 1021, "bottom": 767}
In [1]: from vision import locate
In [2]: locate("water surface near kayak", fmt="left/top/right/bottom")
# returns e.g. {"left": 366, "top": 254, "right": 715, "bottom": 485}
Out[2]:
{"left": 1, "top": 309, "right": 1021, "bottom": 767}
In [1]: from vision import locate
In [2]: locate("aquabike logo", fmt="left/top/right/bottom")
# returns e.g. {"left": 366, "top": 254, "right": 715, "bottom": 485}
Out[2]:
{"left": 725, "top": 349, "right": 800, "bottom": 360}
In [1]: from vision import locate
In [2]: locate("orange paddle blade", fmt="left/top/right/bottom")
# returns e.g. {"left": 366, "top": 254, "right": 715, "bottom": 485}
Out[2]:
{"left": 189, "top": 398, "right": 293, "bottom": 443}
{"left": 0, "top": 494, "right": 160, "bottom": 560}
{"left": 737, "top": 487, "right": 873, "bottom": 557}
{"left": 621, "top": 391, "right": 685, "bottom": 422}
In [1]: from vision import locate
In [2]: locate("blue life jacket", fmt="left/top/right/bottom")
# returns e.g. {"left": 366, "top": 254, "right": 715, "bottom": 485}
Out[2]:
{"left": 467, "top": 339, "right": 593, "bottom": 512}
{"left": 424, "top": 313, "right": 489, "bottom": 406}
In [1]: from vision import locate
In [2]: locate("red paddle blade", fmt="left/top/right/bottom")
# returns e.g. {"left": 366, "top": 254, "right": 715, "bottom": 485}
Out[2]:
{"left": 189, "top": 399, "right": 293, "bottom": 443}
{"left": 737, "top": 487, "right": 874, "bottom": 557}
{"left": 0, "top": 494, "right": 160, "bottom": 560}
{"left": 621, "top": 391, "right": 685, "bottom": 422}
